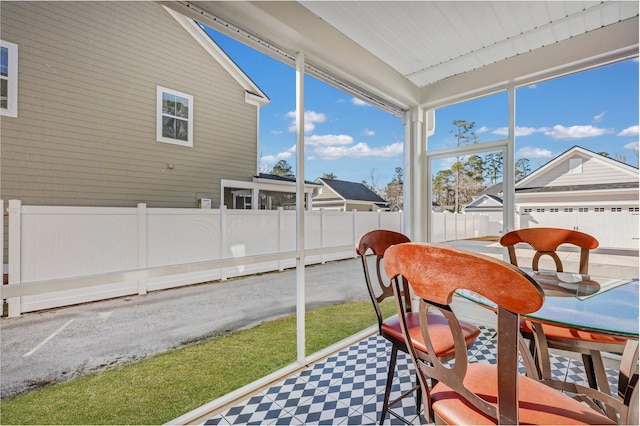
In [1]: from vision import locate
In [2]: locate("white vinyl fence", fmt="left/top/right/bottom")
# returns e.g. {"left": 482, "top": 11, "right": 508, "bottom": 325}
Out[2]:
{"left": 1, "top": 200, "right": 498, "bottom": 317}
{"left": 517, "top": 211, "right": 639, "bottom": 250}
{"left": 2, "top": 201, "right": 403, "bottom": 316}
{"left": 431, "top": 211, "right": 491, "bottom": 242}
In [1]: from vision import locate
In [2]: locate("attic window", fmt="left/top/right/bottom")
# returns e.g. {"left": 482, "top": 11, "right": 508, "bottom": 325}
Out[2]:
{"left": 568, "top": 158, "right": 583, "bottom": 174}
{"left": 0, "top": 40, "right": 18, "bottom": 118}
{"left": 157, "top": 86, "right": 193, "bottom": 147}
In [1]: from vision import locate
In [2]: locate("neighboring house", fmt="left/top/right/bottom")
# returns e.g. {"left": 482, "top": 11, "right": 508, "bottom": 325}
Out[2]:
{"left": 514, "top": 146, "right": 638, "bottom": 214}
{"left": 461, "top": 146, "right": 639, "bottom": 247}
{"left": 0, "top": 2, "right": 269, "bottom": 209}
{"left": 222, "top": 173, "right": 322, "bottom": 210}
{"left": 462, "top": 193, "right": 504, "bottom": 236}
{"left": 313, "top": 178, "right": 389, "bottom": 211}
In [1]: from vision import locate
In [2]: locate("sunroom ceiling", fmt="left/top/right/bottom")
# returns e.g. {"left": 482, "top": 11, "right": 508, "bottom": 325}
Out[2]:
{"left": 165, "top": 1, "right": 639, "bottom": 114}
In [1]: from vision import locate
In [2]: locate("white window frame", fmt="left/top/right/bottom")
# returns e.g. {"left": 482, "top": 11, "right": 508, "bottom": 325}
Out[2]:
{"left": 156, "top": 86, "right": 193, "bottom": 147}
{"left": 1, "top": 40, "right": 18, "bottom": 118}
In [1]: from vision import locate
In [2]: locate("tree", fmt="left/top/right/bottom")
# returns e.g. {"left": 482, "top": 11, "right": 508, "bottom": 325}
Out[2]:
{"left": 450, "top": 120, "right": 479, "bottom": 212}
{"left": 515, "top": 158, "right": 531, "bottom": 181}
{"left": 363, "top": 168, "right": 381, "bottom": 194}
{"left": 270, "top": 160, "right": 294, "bottom": 177}
{"left": 433, "top": 169, "right": 454, "bottom": 209}
{"left": 382, "top": 167, "right": 403, "bottom": 208}
{"left": 322, "top": 172, "right": 337, "bottom": 179}
{"left": 484, "top": 152, "right": 503, "bottom": 185}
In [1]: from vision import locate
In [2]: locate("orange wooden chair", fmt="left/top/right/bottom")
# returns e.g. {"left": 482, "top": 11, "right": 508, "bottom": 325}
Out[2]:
{"left": 384, "top": 242, "right": 629, "bottom": 424}
{"left": 357, "top": 230, "right": 480, "bottom": 424}
{"left": 500, "top": 227, "right": 628, "bottom": 399}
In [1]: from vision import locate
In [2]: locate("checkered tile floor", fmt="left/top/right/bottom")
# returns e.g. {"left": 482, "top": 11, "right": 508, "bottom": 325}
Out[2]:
{"left": 203, "top": 326, "right": 619, "bottom": 425}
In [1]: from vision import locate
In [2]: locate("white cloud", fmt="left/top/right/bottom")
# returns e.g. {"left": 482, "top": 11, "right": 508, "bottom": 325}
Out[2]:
{"left": 516, "top": 147, "right": 554, "bottom": 159}
{"left": 305, "top": 134, "right": 354, "bottom": 147}
{"left": 492, "top": 126, "right": 540, "bottom": 137}
{"left": 351, "top": 97, "right": 371, "bottom": 107}
{"left": 542, "top": 125, "right": 612, "bottom": 140}
{"left": 286, "top": 110, "right": 327, "bottom": 133}
{"left": 624, "top": 141, "right": 639, "bottom": 152}
{"left": 362, "top": 128, "right": 375, "bottom": 136}
{"left": 618, "top": 125, "right": 639, "bottom": 137}
{"left": 271, "top": 130, "right": 283, "bottom": 135}
{"left": 593, "top": 111, "right": 606, "bottom": 122}
{"left": 527, "top": 84, "right": 537, "bottom": 89}
{"left": 313, "top": 141, "right": 403, "bottom": 160}
{"left": 261, "top": 131, "right": 403, "bottom": 167}
{"left": 476, "top": 126, "right": 490, "bottom": 134}
{"left": 260, "top": 145, "right": 296, "bottom": 169}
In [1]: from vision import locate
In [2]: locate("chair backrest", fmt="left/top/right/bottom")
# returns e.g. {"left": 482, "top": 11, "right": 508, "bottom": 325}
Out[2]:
{"left": 356, "top": 230, "right": 411, "bottom": 333}
{"left": 384, "top": 242, "right": 544, "bottom": 424}
{"left": 500, "top": 227, "right": 598, "bottom": 274}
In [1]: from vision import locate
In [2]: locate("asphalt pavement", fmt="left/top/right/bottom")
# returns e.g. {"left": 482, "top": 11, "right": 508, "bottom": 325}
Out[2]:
{"left": 0, "top": 257, "right": 369, "bottom": 398}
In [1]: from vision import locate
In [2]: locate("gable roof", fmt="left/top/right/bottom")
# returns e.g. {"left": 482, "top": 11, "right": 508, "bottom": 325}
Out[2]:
{"left": 165, "top": 6, "right": 269, "bottom": 106}
{"left": 316, "top": 178, "right": 388, "bottom": 204}
{"left": 516, "top": 145, "right": 639, "bottom": 190}
{"left": 464, "top": 193, "right": 503, "bottom": 209}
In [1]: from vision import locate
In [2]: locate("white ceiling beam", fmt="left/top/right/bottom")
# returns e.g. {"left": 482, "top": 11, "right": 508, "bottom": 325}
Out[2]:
{"left": 419, "top": 16, "right": 639, "bottom": 109}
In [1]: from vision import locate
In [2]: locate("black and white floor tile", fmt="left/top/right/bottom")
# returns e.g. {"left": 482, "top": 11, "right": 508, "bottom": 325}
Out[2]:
{"left": 203, "top": 326, "right": 619, "bottom": 425}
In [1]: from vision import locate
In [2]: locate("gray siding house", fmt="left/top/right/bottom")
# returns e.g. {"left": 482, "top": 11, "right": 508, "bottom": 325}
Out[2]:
{"left": 0, "top": 1, "right": 269, "bottom": 209}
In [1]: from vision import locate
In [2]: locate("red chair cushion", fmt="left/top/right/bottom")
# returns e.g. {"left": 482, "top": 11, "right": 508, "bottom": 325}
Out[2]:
{"left": 520, "top": 319, "right": 627, "bottom": 344}
{"left": 381, "top": 312, "right": 480, "bottom": 357}
{"left": 431, "top": 363, "right": 615, "bottom": 425}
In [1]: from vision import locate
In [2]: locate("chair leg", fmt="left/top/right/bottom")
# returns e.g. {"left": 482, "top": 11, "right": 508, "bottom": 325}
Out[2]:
{"left": 582, "top": 353, "right": 598, "bottom": 390}
{"left": 380, "top": 345, "right": 399, "bottom": 425}
{"left": 415, "top": 372, "right": 422, "bottom": 416}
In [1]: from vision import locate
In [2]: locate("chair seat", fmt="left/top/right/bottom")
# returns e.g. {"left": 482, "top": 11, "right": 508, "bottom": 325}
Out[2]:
{"left": 431, "top": 363, "right": 616, "bottom": 425}
{"left": 382, "top": 312, "right": 480, "bottom": 358}
{"left": 520, "top": 319, "right": 627, "bottom": 345}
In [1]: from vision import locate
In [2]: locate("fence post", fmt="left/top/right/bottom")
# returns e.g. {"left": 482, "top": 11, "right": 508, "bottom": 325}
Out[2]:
{"left": 352, "top": 209, "right": 358, "bottom": 258}
{"left": 278, "top": 207, "right": 284, "bottom": 271}
{"left": 220, "top": 205, "right": 228, "bottom": 281}
{"left": 7, "top": 200, "right": 22, "bottom": 317}
{"left": 137, "top": 203, "right": 148, "bottom": 295}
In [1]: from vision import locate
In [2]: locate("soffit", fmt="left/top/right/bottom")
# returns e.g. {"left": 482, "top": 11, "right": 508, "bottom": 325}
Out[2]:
{"left": 163, "top": 1, "right": 639, "bottom": 113}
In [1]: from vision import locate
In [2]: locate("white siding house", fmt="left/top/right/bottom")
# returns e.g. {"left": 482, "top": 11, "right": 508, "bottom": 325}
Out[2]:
{"left": 462, "top": 146, "right": 639, "bottom": 248}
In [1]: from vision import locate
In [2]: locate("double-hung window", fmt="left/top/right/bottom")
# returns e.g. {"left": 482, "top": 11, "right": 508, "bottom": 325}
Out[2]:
{"left": 157, "top": 86, "right": 193, "bottom": 147}
{"left": 1, "top": 40, "right": 18, "bottom": 117}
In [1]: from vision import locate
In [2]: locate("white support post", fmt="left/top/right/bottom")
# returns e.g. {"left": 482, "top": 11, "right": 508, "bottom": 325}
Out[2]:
{"left": 402, "top": 111, "right": 413, "bottom": 239}
{"left": 137, "top": 203, "right": 148, "bottom": 295}
{"left": 295, "top": 52, "right": 306, "bottom": 363}
{"left": 251, "top": 187, "right": 259, "bottom": 210}
{"left": 320, "top": 208, "right": 325, "bottom": 264}
{"left": 7, "top": 200, "right": 22, "bottom": 317}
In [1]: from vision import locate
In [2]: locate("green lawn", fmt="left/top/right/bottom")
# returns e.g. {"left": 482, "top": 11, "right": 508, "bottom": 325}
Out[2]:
{"left": 1, "top": 300, "right": 396, "bottom": 425}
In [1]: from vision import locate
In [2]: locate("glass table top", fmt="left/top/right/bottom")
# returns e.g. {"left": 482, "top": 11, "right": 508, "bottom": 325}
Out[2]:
{"left": 458, "top": 269, "right": 639, "bottom": 339}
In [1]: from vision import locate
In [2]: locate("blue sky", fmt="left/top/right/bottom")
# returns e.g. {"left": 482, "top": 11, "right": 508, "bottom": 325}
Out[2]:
{"left": 204, "top": 26, "right": 639, "bottom": 186}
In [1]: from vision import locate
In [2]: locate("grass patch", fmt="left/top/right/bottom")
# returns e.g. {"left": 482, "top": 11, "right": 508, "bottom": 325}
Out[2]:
{"left": 1, "top": 300, "right": 396, "bottom": 425}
